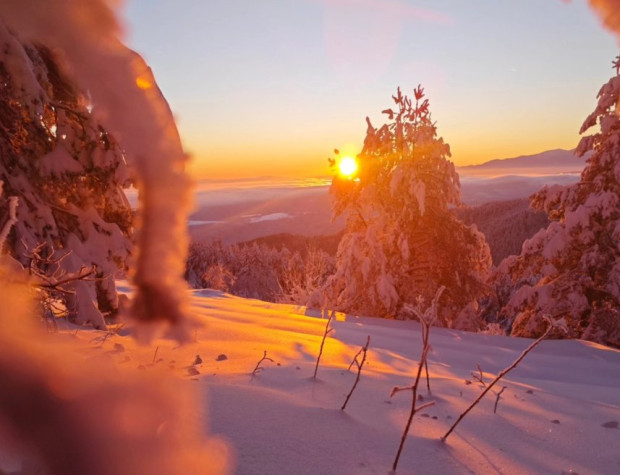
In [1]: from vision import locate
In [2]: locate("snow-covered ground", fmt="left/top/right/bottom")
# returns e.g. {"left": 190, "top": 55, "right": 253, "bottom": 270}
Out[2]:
{"left": 193, "top": 290, "right": 619, "bottom": 475}
{"left": 10, "top": 284, "right": 616, "bottom": 474}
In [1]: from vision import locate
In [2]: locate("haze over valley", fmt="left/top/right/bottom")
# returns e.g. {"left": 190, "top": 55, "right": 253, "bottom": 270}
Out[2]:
{"left": 187, "top": 149, "right": 582, "bottom": 245}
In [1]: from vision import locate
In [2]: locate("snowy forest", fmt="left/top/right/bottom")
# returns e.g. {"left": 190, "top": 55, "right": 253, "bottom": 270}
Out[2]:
{"left": 0, "top": 1, "right": 619, "bottom": 474}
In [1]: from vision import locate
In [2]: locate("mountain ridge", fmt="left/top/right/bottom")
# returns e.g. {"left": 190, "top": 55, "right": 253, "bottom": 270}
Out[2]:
{"left": 458, "top": 148, "right": 585, "bottom": 173}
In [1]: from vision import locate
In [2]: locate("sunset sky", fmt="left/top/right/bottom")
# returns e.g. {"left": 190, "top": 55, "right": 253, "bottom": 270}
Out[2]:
{"left": 123, "top": 0, "right": 618, "bottom": 179}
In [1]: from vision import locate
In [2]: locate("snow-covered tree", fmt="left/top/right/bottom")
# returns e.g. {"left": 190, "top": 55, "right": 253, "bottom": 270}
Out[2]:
{"left": 0, "top": 21, "right": 132, "bottom": 328}
{"left": 494, "top": 57, "right": 620, "bottom": 347}
{"left": 186, "top": 240, "right": 335, "bottom": 304}
{"left": 280, "top": 246, "right": 335, "bottom": 304}
{"left": 322, "top": 87, "right": 491, "bottom": 326}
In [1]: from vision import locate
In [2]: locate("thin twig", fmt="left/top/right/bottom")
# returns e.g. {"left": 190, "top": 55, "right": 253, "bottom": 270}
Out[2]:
{"left": 313, "top": 309, "right": 334, "bottom": 379}
{"left": 347, "top": 346, "right": 365, "bottom": 371}
{"left": 341, "top": 336, "right": 370, "bottom": 411}
{"left": 471, "top": 363, "right": 487, "bottom": 388}
{"left": 441, "top": 324, "right": 554, "bottom": 442}
{"left": 251, "top": 350, "right": 274, "bottom": 378}
{"left": 37, "top": 268, "right": 96, "bottom": 289}
{"left": 392, "top": 342, "right": 431, "bottom": 471}
{"left": 493, "top": 386, "right": 507, "bottom": 414}
{"left": 392, "top": 286, "right": 444, "bottom": 472}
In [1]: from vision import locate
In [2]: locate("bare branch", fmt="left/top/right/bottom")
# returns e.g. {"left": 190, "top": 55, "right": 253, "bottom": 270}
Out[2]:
{"left": 347, "top": 346, "right": 365, "bottom": 371}
{"left": 341, "top": 335, "right": 370, "bottom": 411}
{"left": 392, "top": 286, "right": 444, "bottom": 472}
{"left": 493, "top": 386, "right": 507, "bottom": 414}
{"left": 441, "top": 322, "right": 557, "bottom": 442}
{"left": 415, "top": 401, "right": 436, "bottom": 413}
{"left": 471, "top": 363, "right": 487, "bottom": 388}
{"left": 313, "top": 309, "right": 335, "bottom": 379}
{"left": 251, "top": 351, "right": 274, "bottom": 378}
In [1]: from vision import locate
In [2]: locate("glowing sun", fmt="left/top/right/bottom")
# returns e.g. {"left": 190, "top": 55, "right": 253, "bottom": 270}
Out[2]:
{"left": 339, "top": 156, "right": 358, "bottom": 177}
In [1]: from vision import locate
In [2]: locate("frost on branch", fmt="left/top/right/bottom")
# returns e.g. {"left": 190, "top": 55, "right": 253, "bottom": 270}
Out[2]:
{"left": 321, "top": 86, "right": 491, "bottom": 326}
{"left": 494, "top": 58, "right": 620, "bottom": 347}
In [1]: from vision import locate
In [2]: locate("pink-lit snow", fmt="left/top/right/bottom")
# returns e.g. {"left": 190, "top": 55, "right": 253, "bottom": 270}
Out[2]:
{"left": 3, "top": 283, "right": 617, "bottom": 474}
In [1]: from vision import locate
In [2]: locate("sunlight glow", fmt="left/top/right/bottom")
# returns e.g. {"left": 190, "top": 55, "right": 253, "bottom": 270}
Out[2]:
{"left": 135, "top": 76, "right": 152, "bottom": 90}
{"left": 339, "top": 156, "right": 357, "bottom": 177}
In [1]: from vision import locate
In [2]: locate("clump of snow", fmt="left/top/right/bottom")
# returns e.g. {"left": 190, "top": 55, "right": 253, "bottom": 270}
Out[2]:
{"left": 37, "top": 146, "right": 83, "bottom": 177}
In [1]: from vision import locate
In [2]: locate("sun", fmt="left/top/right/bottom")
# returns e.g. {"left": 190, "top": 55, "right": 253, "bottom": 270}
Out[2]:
{"left": 338, "top": 156, "right": 358, "bottom": 177}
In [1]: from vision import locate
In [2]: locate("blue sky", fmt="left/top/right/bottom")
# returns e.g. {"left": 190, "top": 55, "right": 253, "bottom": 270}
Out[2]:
{"left": 123, "top": 0, "right": 618, "bottom": 179}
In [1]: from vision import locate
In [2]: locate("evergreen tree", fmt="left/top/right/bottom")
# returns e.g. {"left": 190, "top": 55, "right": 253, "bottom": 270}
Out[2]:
{"left": 0, "top": 22, "right": 132, "bottom": 328}
{"left": 495, "top": 57, "right": 620, "bottom": 346}
{"left": 322, "top": 87, "right": 491, "bottom": 326}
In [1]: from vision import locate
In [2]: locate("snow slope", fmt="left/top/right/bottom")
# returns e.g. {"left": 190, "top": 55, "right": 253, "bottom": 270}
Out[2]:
{"left": 189, "top": 291, "right": 620, "bottom": 475}
{"left": 6, "top": 285, "right": 618, "bottom": 474}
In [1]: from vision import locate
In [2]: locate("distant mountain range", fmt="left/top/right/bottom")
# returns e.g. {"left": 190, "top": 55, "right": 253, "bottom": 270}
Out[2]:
{"left": 188, "top": 148, "right": 587, "bottom": 244}
{"left": 458, "top": 149, "right": 586, "bottom": 176}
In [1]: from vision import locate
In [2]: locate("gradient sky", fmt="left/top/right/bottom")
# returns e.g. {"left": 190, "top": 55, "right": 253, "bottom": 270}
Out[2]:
{"left": 123, "top": 0, "right": 618, "bottom": 179}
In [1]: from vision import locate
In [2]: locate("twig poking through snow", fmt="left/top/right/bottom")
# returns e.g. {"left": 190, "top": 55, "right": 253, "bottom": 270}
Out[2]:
{"left": 403, "top": 288, "right": 443, "bottom": 395}
{"left": 392, "top": 286, "right": 444, "bottom": 472}
{"left": 441, "top": 317, "right": 564, "bottom": 442}
{"left": 471, "top": 363, "right": 487, "bottom": 388}
{"left": 493, "top": 386, "right": 507, "bottom": 414}
{"left": 341, "top": 335, "right": 370, "bottom": 411}
{"left": 251, "top": 351, "right": 274, "bottom": 378}
{"left": 313, "top": 309, "right": 334, "bottom": 379}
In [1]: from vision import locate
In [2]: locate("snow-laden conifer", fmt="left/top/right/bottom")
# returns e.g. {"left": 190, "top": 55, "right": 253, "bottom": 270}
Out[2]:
{"left": 320, "top": 87, "right": 491, "bottom": 326}
{"left": 0, "top": 22, "right": 132, "bottom": 328}
{"left": 495, "top": 57, "right": 620, "bottom": 346}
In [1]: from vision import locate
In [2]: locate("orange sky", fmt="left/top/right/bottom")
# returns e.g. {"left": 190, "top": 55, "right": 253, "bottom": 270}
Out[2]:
{"left": 125, "top": 1, "right": 618, "bottom": 180}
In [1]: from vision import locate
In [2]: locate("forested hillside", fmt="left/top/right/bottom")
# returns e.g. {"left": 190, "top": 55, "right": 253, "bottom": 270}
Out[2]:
{"left": 457, "top": 199, "right": 549, "bottom": 265}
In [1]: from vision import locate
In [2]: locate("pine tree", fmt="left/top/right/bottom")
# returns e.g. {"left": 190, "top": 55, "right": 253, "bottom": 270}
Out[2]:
{"left": 495, "top": 56, "right": 620, "bottom": 347}
{"left": 0, "top": 22, "right": 132, "bottom": 328}
{"left": 322, "top": 87, "right": 491, "bottom": 326}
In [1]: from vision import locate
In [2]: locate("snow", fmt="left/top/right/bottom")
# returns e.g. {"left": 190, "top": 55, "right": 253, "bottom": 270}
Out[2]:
{"left": 5, "top": 283, "right": 616, "bottom": 474}
{"left": 37, "top": 146, "right": 84, "bottom": 177}
{"left": 183, "top": 289, "right": 620, "bottom": 474}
